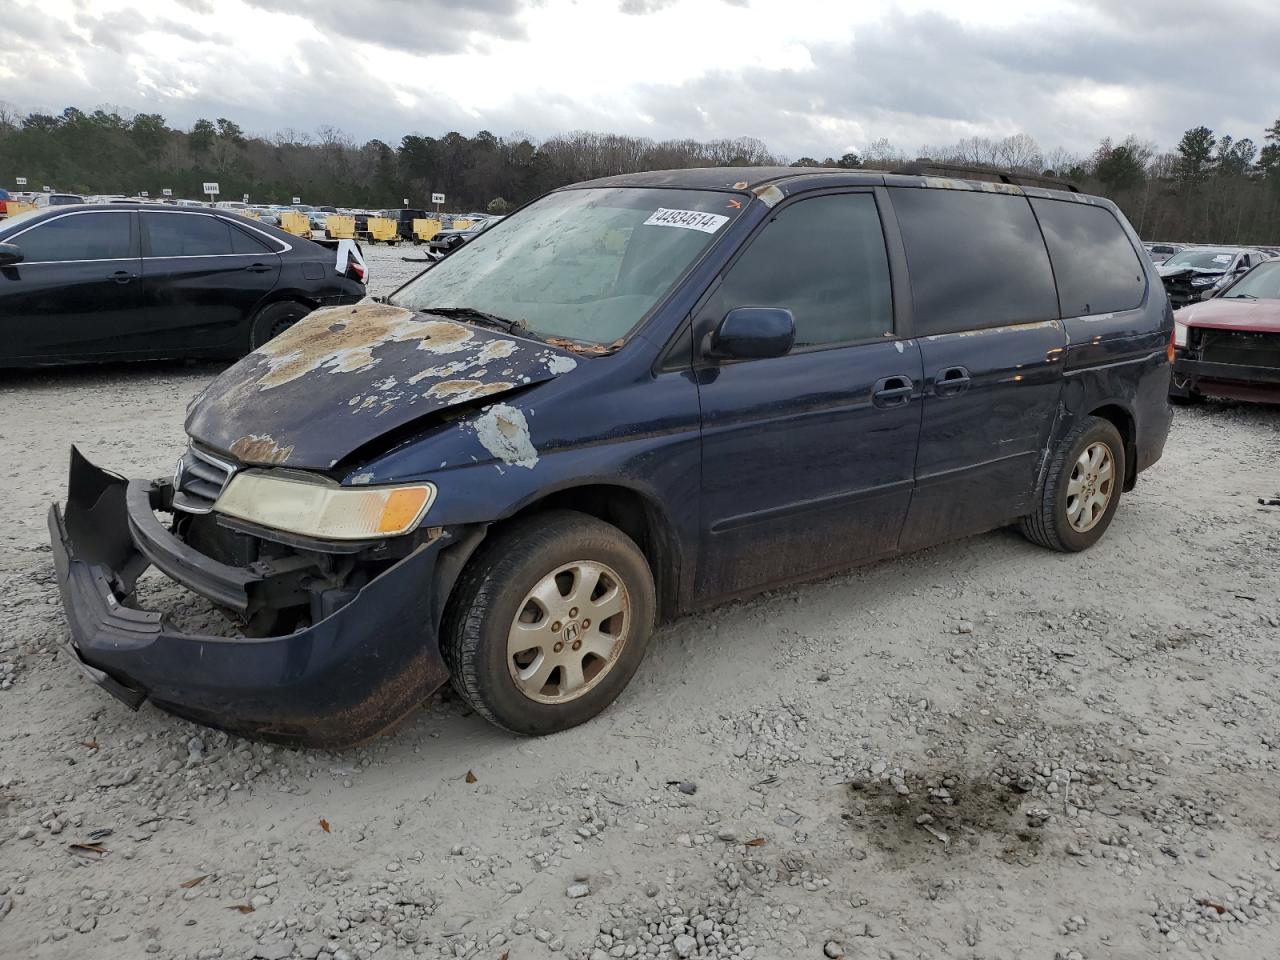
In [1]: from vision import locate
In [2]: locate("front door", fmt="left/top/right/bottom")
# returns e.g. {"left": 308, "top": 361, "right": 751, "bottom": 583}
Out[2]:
{"left": 693, "top": 190, "right": 923, "bottom": 603}
{"left": 140, "top": 211, "right": 280, "bottom": 354}
{"left": 0, "top": 209, "right": 146, "bottom": 362}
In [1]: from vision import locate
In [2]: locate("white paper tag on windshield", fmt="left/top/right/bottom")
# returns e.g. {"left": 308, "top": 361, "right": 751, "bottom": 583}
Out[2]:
{"left": 644, "top": 208, "right": 729, "bottom": 234}
{"left": 1212, "top": 254, "right": 1232, "bottom": 264}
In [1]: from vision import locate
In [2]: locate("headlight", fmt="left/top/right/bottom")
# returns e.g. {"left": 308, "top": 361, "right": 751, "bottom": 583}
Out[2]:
{"left": 1190, "top": 275, "right": 1218, "bottom": 287}
{"left": 214, "top": 470, "right": 435, "bottom": 540}
{"left": 1173, "top": 321, "right": 1188, "bottom": 348}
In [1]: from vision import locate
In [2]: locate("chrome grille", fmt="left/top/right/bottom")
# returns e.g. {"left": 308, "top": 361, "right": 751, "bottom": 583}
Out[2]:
{"left": 172, "top": 444, "right": 237, "bottom": 514}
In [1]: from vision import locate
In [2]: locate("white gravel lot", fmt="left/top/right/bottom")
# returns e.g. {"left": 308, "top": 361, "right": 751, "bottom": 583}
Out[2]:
{"left": 2, "top": 244, "right": 1279, "bottom": 960}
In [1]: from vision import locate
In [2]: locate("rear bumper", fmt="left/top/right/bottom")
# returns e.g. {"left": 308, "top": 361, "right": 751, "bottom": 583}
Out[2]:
{"left": 49, "top": 449, "right": 449, "bottom": 748}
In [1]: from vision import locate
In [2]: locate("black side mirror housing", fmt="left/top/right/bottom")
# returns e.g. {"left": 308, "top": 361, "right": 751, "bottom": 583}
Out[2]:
{"left": 706, "top": 307, "right": 796, "bottom": 361}
{"left": 0, "top": 242, "right": 23, "bottom": 267}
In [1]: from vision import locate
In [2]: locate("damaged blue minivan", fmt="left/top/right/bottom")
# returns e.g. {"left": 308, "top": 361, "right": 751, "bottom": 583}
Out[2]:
{"left": 51, "top": 167, "right": 1174, "bottom": 746}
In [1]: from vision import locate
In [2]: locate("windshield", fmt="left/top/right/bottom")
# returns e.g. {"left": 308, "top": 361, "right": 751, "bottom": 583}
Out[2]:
{"left": 391, "top": 187, "right": 744, "bottom": 345}
{"left": 1221, "top": 261, "right": 1280, "bottom": 300}
{"left": 1164, "top": 250, "right": 1237, "bottom": 270}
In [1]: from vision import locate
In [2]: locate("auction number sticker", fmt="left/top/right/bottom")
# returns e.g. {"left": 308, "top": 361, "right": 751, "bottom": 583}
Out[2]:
{"left": 644, "top": 208, "right": 730, "bottom": 234}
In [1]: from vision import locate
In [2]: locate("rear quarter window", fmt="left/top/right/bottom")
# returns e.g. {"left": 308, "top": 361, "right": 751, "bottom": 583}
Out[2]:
{"left": 1032, "top": 199, "right": 1146, "bottom": 316}
{"left": 890, "top": 188, "right": 1059, "bottom": 336}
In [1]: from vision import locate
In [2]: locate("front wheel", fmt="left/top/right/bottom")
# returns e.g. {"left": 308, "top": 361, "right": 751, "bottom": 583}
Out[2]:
{"left": 442, "top": 510, "right": 656, "bottom": 735}
{"left": 248, "top": 301, "right": 311, "bottom": 350}
{"left": 1020, "top": 416, "right": 1126, "bottom": 552}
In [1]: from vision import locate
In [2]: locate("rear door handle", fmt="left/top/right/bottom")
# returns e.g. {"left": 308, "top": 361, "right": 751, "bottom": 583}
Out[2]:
{"left": 934, "top": 365, "right": 971, "bottom": 397}
{"left": 244, "top": 263, "right": 274, "bottom": 273}
{"left": 872, "top": 375, "right": 915, "bottom": 408}
{"left": 108, "top": 270, "right": 137, "bottom": 284}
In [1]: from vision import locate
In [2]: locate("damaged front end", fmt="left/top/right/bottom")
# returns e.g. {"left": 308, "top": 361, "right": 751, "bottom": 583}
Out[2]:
{"left": 49, "top": 446, "right": 466, "bottom": 748}
{"left": 1160, "top": 267, "right": 1225, "bottom": 310}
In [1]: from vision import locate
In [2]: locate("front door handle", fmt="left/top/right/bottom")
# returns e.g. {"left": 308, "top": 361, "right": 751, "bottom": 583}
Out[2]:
{"left": 934, "top": 365, "right": 972, "bottom": 397}
{"left": 872, "top": 375, "right": 914, "bottom": 408}
{"left": 108, "top": 270, "right": 137, "bottom": 284}
{"left": 244, "top": 263, "right": 274, "bottom": 273}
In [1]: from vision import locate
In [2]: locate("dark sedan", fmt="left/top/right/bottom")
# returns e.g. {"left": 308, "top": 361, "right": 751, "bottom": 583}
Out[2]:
{"left": 427, "top": 217, "right": 498, "bottom": 256}
{"left": 0, "top": 203, "right": 366, "bottom": 367}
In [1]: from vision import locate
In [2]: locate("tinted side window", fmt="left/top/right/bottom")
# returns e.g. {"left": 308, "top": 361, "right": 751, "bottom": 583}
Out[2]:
{"left": 17, "top": 213, "right": 134, "bottom": 262}
{"left": 715, "top": 193, "right": 892, "bottom": 348}
{"left": 891, "top": 188, "right": 1058, "bottom": 336}
{"left": 1032, "top": 199, "right": 1147, "bottom": 316}
{"left": 144, "top": 213, "right": 234, "bottom": 257}
{"left": 230, "top": 225, "right": 272, "bottom": 254}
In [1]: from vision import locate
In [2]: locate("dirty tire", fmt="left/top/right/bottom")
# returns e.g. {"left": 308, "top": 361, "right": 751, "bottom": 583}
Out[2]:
{"left": 442, "top": 510, "right": 656, "bottom": 735}
{"left": 249, "top": 301, "right": 311, "bottom": 350}
{"left": 1021, "top": 416, "right": 1125, "bottom": 552}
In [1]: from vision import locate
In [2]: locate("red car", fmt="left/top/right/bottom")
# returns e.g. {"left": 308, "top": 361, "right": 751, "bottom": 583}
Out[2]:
{"left": 1171, "top": 259, "right": 1280, "bottom": 403}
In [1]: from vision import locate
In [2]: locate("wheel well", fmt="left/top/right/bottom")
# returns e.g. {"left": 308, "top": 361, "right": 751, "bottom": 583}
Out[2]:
{"left": 509, "top": 485, "right": 681, "bottom": 620}
{"left": 1088, "top": 403, "right": 1138, "bottom": 490}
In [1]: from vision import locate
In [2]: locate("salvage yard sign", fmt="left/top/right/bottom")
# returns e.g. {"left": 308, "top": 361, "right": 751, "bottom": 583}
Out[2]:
{"left": 203, "top": 182, "right": 220, "bottom": 201}
{"left": 15, "top": 177, "right": 26, "bottom": 186}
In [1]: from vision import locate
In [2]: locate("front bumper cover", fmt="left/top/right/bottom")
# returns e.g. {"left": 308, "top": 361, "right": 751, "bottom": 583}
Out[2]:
{"left": 48, "top": 447, "right": 450, "bottom": 748}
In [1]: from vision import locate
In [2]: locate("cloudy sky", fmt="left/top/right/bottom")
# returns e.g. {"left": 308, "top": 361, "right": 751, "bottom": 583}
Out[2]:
{"left": 1, "top": 0, "right": 1277, "bottom": 159}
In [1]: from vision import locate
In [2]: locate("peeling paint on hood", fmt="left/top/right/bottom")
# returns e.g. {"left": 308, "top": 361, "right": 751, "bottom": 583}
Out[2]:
{"left": 185, "top": 302, "right": 579, "bottom": 470}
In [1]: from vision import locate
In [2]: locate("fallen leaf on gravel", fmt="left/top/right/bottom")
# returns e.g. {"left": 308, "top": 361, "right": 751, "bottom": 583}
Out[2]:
{"left": 319, "top": 818, "right": 330, "bottom": 833}
{"left": 744, "top": 838, "right": 767, "bottom": 847}
{"left": 465, "top": 771, "right": 477, "bottom": 784}
{"left": 1198, "top": 899, "right": 1226, "bottom": 915}
{"left": 500, "top": 953, "right": 509, "bottom": 960}
{"left": 228, "top": 904, "right": 255, "bottom": 914}
{"left": 82, "top": 738, "right": 98, "bottom": 749}
{"left": 179, "top": 875, "right": 208, "bottom": 889}
{"left": 68, "top": 842, "right": 108, "bottom": 858}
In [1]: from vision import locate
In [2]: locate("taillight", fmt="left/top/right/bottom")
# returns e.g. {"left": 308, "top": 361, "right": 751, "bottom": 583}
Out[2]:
{"left": 350, "top": 261, "right": 367, "bottom": 284}
{"left": 1167, "top": 325, "right": 1177, "bottom": 363}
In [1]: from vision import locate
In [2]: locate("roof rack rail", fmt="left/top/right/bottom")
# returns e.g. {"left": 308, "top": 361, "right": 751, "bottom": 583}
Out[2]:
{"left": 892, "top": 161, "right": 1081, "bottom": 194}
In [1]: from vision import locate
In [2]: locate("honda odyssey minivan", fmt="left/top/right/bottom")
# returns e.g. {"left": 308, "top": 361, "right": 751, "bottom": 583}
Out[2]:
{"left": 50, "top": 167, "right": 1174, "bottom": 746}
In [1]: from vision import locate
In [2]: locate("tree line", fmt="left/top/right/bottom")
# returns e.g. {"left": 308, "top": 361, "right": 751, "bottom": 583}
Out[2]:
{"left": 1, "top": 101, "right": 1277, "bottom": 242}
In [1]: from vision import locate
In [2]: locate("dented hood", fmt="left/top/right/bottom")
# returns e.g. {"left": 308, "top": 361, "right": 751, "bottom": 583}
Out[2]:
{"left": 185, "top": 303, "right": 578, "bottom": 470}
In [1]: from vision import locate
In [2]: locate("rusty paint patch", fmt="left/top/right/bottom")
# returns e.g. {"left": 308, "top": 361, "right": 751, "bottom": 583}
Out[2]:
{"left": 473, "top": 403, "right": 538, "bottom": 469}
{"left": 478, "top": 339, "right": 517, "bottom": 362}
{"left": 753, "top": 184, "right": 785, "bottom": 208}
{"left": 426, "top": 379, "right": 516, "bottom": 402}
{"left": 250, "top": 304, "right": 481, "bottom": 389}
{"left": 229, "top": 433, "right": 295, "bottom": 465}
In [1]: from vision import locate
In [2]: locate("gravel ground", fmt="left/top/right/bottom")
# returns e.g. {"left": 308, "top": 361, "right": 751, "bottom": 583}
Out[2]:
{"left": 2, "top": 245, "right": 1279, "bottom": 960}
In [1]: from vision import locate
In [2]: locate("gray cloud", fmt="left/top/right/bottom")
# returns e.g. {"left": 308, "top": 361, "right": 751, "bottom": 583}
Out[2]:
{"left": 1, "top": 0, "right": 1275, "bottom": 164}
{"left": 628, "top": 2, "right": 1280, "bottom": 158}
{"left": 240, "top": 0, "right": 529, "bottom": 55}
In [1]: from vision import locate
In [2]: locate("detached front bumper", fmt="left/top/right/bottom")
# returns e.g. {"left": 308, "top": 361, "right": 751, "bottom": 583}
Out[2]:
{"left": 1172, "top": 354, "right": 1280, "bottom": 403}
{"left": 48, "top": 448, "right": 450, "bottom": 748}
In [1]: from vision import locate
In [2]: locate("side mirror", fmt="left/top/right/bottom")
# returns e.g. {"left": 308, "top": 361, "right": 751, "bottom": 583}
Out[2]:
{"left": 706, "top": 307, "right": 796, "bottom": 361}
{"left": 0, "top": 242, "right": 23, "bottom": 266}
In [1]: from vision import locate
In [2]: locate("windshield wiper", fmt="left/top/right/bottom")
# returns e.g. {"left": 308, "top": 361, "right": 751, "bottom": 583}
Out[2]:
{"left": 420, "top": 306, "right": 528, "bottom": 335}
{"left": 1225, "top": 293, "right": 1257, "bottom": 299}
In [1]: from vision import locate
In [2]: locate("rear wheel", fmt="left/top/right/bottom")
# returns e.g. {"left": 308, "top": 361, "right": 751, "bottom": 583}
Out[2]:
{"left": 248, "top": 301, "right": 310, "bottom": 350}
{"left": 442, "top": 510, "right": 656, "bottom": 735}
{"left": 1020, "top": 416, "right": 1125, "bottom": 552}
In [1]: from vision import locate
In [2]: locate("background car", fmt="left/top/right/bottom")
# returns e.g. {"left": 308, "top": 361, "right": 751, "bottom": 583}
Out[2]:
{"left": 426, "top": 216, "right": 499, "bottom": 255}
{"left": 1144, "top": 242, "right": 1182, "bottom": 264}
{"left": 35, "top": 192, "right": 84, "bottom": 207}
{"left": 1170, "top": 258, "right": 1280, "bottom": 404}
{"left": 1158, "top": 246, "right": 1268, "bottom": 308}
{"left": 0, "top": 203, "right": 366, "bottom": 366}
